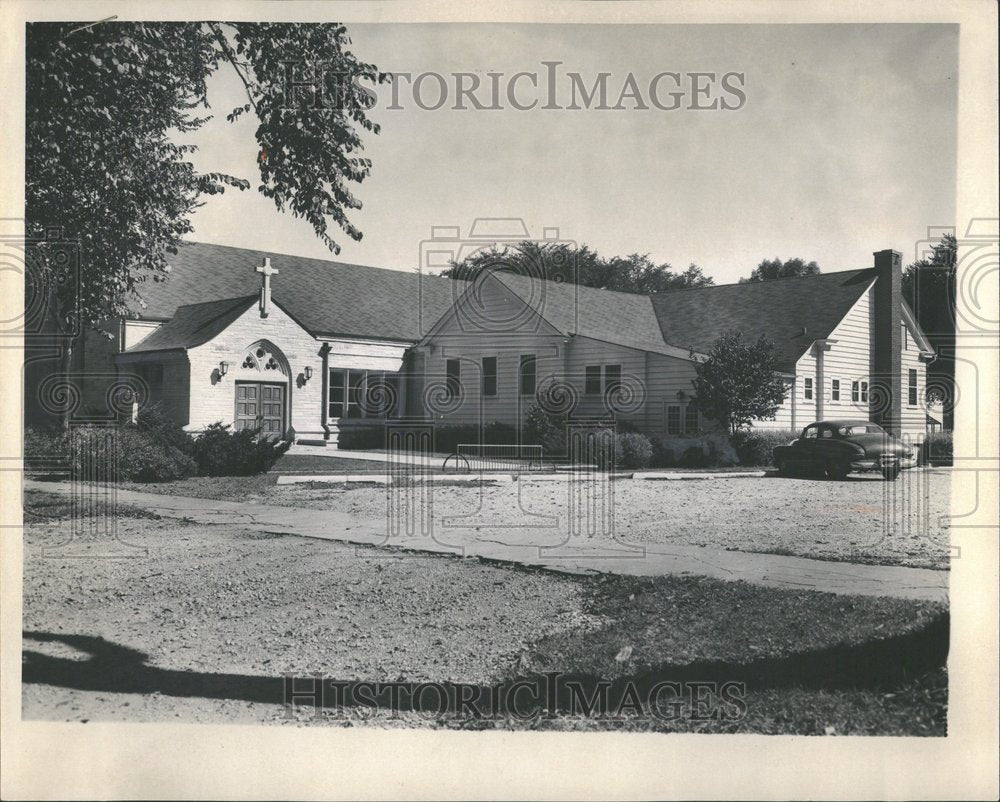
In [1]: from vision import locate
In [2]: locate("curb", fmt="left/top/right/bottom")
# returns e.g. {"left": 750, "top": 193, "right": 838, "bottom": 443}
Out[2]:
{"left": 276, "top": 472, "right": 637, "bottom": 486}
{"left": 638, "top": 471, "right": 767, "bottom": 480}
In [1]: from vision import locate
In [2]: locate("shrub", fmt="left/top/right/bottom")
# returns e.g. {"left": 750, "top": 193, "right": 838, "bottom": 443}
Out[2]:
{"left": 922, "top": 431, "right": 953, "bottom": 465}
{"left": 137, "top": 402, "right": 194, "bottom": 454}
{"left": 24, "top": 425, "right": 69, "bottom": 472}
{"left": 69, "top": 425, "right": 196, "bottom": 483}
{"left": 523, "top": 402, "right": 568, "bottom": 455}
{"left": 680, "top": 446, "right": 710, "bottom": 468}
{"left": 731, "top": 428, "right": 798, "bottom": 467}
{"left": 614, "top": 432, "right": 653, "bottom": 469}
{"left": 337, "top": 423, "right": 387, "bottom": 450}
{"left": 190, "top": 423, "right": 291, "bottom": 476}
{"left": 650, "top": 437, "right": 675, "bottom": 468}
{"left": 565, "top": 427, "right": 616, "bottom": 467}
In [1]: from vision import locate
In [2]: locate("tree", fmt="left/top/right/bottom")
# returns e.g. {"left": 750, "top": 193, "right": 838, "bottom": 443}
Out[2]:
{"left": 26, "top": 21, "right": 387, "bottom": 336}
{"left": 689, "top": 331, "right": 788, "bottom": 435}
{"left": 740, "top": 257, "right": 821, "bottom": 283}
{"left": 902, "top": 233, "right": 957, "bottom": 424}
{"left": 441, "top": 241, "right": 715, "bottom": 293}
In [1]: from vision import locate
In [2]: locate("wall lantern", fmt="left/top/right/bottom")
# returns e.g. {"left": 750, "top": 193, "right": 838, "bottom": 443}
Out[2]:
{"left": 304, "top": 366, "right": 313, "bottom": 381}
{"left": 676, "top": 389, "right": 686, "bottom": 401}
{"left": 219, "top": 361, "right": 229, "bottom": 377}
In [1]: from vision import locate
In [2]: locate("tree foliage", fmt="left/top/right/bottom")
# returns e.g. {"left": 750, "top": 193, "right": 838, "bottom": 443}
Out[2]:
{"left": 902, "top": 233, "right": 957, "bottom": 411}
{"left": 689, "top": 331, "right": 788, "bottom": 435}
{"left": 26, "top": 21, "right": 388, "bottom": 330}
{"left": 740, "top": 257, "right": 821, "bottom": 283}
{"left": 441, "top": 241, "right": 715, "bottom": 294}
{"left": 902, "top": 233, "right": 957, "bottom": 346}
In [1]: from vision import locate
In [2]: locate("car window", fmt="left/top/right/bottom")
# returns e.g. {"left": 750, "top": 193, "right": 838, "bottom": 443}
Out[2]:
{"left": 839, "top": 424, "right": 884, "bottom": 436}
{"left": 802, "top": 426, "right": 818, "bottom": 439}
{"left": 820, "top": 427, "right": 834, "bottom": 438}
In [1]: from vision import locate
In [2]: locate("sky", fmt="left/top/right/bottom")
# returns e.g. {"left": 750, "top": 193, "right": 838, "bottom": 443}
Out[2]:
{"left": 183, "top": 23, "right": 958, "bottom": 285}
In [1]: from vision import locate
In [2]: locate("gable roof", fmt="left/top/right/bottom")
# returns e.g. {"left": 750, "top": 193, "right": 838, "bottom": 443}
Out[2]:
{"left": 129, "top": 242, "right": 462, "bottom": 343}
{"left": 491, "top": 272, "right": 685, "bottom": 356}
{"left": 124, "top": 295, "right": 257, "bottom": 353}
{"left": 128, "top": 243, "right": 902, "bottom": 370}
{"left": 649, "top": 268, "right": 878, "bottom": 371}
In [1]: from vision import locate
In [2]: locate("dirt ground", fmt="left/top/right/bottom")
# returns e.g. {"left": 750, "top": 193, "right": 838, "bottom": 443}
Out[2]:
{"left": 132, "top": 468, "right": 951, "bottom": 569}
{"left": 22, "top": 494, "right": 947, "bottom": 734}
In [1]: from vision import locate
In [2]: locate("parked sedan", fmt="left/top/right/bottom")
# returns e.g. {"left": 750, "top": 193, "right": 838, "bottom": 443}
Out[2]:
{"left": 772, "top": 420, "right": 918, "bottom": 480}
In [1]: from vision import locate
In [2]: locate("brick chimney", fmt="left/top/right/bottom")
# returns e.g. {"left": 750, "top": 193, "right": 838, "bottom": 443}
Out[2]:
{"left": 870, "top": 249, "right": 902, "bottom": 435}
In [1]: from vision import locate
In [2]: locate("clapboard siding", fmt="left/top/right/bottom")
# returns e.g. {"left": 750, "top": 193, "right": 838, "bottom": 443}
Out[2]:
{"left": 641, "top": 350, "right": 700, "bottom": 436}
{"left": 565, "top": 336, "right": 648, "bottom": 429}
{"left": 899, "top": 323, "right": 927, "bottom": 437}
{"left": 413, "top": 276, "right": 565, "bottom": 425}
{"left": 790, "top": 281, "right": 875, "bottom": 426}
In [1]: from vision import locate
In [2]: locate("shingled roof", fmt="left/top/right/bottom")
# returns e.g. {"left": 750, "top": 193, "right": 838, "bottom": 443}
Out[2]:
{"left": 129, "top": 242, "right": 462, "bottom": 342}
{"left": 649, "top": 268, "right": 878, "bottom": 371}
{"left": 492, "top": 272, "right": 683, "bottom": 356}
{"left": 125, "top": 296, "right": 257, "bottom": 353}
{"left": 128, "top": 242, "right": 883, "bottom": 368}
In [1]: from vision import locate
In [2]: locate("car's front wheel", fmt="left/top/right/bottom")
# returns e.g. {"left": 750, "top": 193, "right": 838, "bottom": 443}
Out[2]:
{"left": 775, "top": 457, "right": 790, "bottom": 475}
{"left": 826, "top": 459, "right": 850, "bottom": 480}
{"left": 882, "top": 465, "right": 901, "bottom": 481}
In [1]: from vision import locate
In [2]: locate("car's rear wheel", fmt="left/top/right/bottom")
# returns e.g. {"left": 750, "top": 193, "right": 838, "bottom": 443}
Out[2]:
{"left": 826, "top": 460, "right": 850, "bottom": 480}
{"left": 882, "top": 465, "right": 900, "bottom": 481}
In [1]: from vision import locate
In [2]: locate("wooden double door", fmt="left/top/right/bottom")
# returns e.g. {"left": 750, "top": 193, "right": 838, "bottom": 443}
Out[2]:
{"left": 235, "top": 382, "right": 286, "bottom": 439}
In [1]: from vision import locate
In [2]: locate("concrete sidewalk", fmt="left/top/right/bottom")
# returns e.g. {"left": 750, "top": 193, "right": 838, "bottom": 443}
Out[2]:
{"left": 25, "top": 479, "right": 948, "bottom": 602}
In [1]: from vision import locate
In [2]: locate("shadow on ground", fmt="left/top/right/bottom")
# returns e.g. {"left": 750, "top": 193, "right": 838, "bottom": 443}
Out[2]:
{"left": 23, "top": 614, "right": 948, "bottom": 719}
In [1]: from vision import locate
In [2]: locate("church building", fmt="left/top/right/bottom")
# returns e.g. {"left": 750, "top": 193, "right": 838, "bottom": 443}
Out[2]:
{"left": 57, "top": 242, "right": 938, "bottom": 445}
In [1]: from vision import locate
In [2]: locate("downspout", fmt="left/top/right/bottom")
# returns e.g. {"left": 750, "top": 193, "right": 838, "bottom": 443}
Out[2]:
{"left": 319, "top": 342, "right": 331, "bottom": 440}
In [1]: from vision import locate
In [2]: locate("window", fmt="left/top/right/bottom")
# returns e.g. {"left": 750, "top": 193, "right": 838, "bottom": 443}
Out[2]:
{"left": 802, "top": 425, "right": 818, "bottom": 439}
{"left": 329, "top": 369, "right": 346, "bottom": 418}
{"left": 482, "top": 357, "right": 497, "bottom": 397}
{"left": 908, "top": 369, "right": 918, "bottom": 406}
{"left": 804, "top": 377, "right": 814, "bottom": 400}
{"left": 683, "top": 405, "right": 698, "bottom": 435}
{"left": 851, "top": 380, "right": 868, "bottom": 403}
{"left": 839, "top": 423, "right": 884, "bottom": 436}
{"left": 348, "top": 370, "right": 366, "bottom": 418}
{"left": 584, "top": 365, "right": 602, "bottom": 395}
{"left": 902, "top": 323, "right": 908, "bottom": 350}
{"left": 820, "top": 426, "right": 834, "bottom": 438}
{"left": 667, "top": 405, "right": 682, "bottom": 435}
{"left": 445, "top": 359, "right": 461, "bottom": 399}
{"left": 604, "top": 364, "right": 622, "bottom": 394}
{"left": 831, "top": 379, "right": 840, "bottom": 401}
{"left": 861, "top": 381, "right": 869, "bottom": 402}
{"left": 329, "top": 369, "right": 400, "bottom": 419}
{"left": 519, "top": 354, "right": 536, "bottom": 396}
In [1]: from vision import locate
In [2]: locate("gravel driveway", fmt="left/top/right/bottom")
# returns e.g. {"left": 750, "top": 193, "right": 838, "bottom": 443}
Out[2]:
{"left": 256, "top": 469, "right": 951, "bottom": 569}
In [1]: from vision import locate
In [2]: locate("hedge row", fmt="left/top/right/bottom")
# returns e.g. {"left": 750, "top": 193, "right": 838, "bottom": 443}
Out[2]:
{"left": 23, "top": 403, "right": 289, "bottom": 482}
{"left": 336, "top": 420, "right": 801, "bottom": 469}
